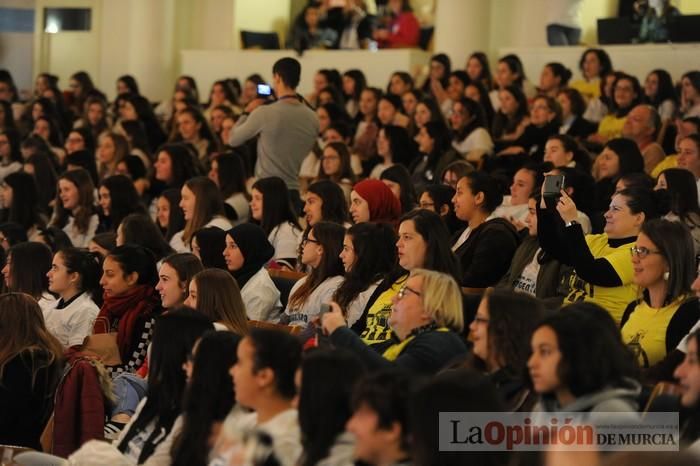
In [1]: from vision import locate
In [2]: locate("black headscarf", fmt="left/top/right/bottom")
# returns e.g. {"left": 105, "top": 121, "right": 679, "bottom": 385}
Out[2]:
{"left": 226, "top": 224, "right": 274, "bottom": 288}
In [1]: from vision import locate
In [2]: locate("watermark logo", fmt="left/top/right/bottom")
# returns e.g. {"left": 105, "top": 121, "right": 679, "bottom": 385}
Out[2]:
{"left": 439, "top": 412, "right": 679, "bottom": 452}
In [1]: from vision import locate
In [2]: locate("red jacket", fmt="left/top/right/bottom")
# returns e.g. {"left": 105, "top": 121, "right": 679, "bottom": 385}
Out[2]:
{"left": 380, "top": 12, "right": 420, "bottom": 48}
{"left": 51, "top": 352, "right": 107, "bottom": 458}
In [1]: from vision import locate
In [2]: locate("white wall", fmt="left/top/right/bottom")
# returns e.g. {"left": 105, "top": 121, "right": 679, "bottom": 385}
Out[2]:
{"left": 0, "top": 0, "right": 35, "bottom": 95}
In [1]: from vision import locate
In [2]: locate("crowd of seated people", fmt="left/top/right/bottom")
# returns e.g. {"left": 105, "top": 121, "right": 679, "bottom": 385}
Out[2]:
{"left": 3, "top": 25, "right": 700, "bottom": 466}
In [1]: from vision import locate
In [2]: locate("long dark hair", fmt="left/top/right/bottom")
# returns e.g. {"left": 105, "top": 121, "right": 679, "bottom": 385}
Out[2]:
{"left": 288, "top": 222, "right": 345, "bottom": 310}
{"left": 100, "top": 175, "right": 146, "bottom": 231}
{"left": 192, "top": 227, "right": 228, "bottom": 270}
{"left": 382, "top": 125, "right": 418, "bottom": 167}
{"left": 7, "top": 242, "right": 53, "bottom": 299}
{"left": 0, "top": 128, "right": 21, "bottom": 162}
{"left": 452, "top": 97, "right": 488, "bottom": 142}
{"left": 120, "top": 214, "right": 175, "bottom": 262}
{"left": 306, "top": 180, "right": 349, "bottom": 224}
{"left": 171, "top": 331, "right": 241, "bottom": 466}
{"left": 159, "top": 189, "right": 185, "bottom": 242}
{"left": 182, "top": 176, "right": 226, "bottom": 245}
{"left": 252, "top": 177, "right": 301, "bottom": 235}
{"left": 660, "top": 168, "right": 700, "bottom": 223}
{"left": 25, "top": 152, "right": 57, "bottom": 213}
{"left": 492, "top": 85, "right": 529, "bottom": 138}
{"left": 333, "top": 223, "right": 397, "bottom": 311}
{"left": 51, "top": 168, "right": 96, "bottom": 234}
{"left": 2, "top": 171, "right": 45, "bottom": 231}
{"left": 118, "top": 308, "right": 213, "bottom": 464}
{"left": 298, "top": 349, "right": 366, "bottom": 466}
{"left": 399, "top": 210, "right": 461, "bottom": 283}
{"left": 213, "top": 152, "right": 249, "bottom": 200}
{"left": 58, "top": 247, "right": 103, "bottom": 305}
{"left": 380, "top": 164, "right": 417, "bottom": 214}
{"left": 645, "top": 69, "right": 677, "bottom": 108}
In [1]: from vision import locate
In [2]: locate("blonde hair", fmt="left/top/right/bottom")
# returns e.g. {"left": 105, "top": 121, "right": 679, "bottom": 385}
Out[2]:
{"left": 410, "top": 268, "right": 464, "bottom": 332}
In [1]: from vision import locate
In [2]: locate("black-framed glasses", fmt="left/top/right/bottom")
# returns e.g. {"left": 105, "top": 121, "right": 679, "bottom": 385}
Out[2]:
{"left": 630, "top": 246, "right": 662, "bottom": 259}
{"left": 302, "top": 237, "right": 320, "bottom": 247}
{"left": 397, "top": 283, "right": 421, "bottom": 300}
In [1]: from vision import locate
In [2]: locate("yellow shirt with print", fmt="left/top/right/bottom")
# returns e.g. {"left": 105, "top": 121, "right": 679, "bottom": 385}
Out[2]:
{"left": 563, "top": 234, "right": 637, "bottom": 324}
{"left": 597, "top": 115, "right": 627, "bottom": 141}
{"left": 621, "top": 295, "right": 688, "bottom": 368}
{"left": 360, "top": 275, "right": 407, "bottom": 345}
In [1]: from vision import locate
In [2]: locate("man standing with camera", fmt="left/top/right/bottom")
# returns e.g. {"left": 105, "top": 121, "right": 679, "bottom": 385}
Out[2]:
{"left": 229, "top": 57, "right": 319, "bottom": 208}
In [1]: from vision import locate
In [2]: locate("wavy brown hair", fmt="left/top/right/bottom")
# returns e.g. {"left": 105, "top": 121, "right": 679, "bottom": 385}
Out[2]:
{"left": 191, "top": 269, "right": 249, "bottom": 335}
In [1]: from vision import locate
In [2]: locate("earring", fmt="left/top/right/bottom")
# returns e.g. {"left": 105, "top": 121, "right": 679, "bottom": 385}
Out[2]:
{"left": 663, "top": 271, "right": 670, "bottom": 281}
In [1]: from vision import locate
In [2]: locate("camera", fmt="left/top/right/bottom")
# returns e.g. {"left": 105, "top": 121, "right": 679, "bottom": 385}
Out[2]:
{"left": 257, "top": 84, "right": 272, "bottom": 97}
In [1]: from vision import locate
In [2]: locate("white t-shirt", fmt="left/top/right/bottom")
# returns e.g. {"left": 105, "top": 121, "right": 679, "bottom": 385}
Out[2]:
{"left": 451, "top": 127, "right": 494, "bottom": 158}
{"left": 43, "top": 292, "right": 100, "bottom": 348}
{"left": 493, "top": 198, "right": 529, "bottom": 224}
{"left": 38, "top": 292, "right": 58, "bottom": 318}
{"left": 61, "top": 214, "right": 99, "bottom": 248}
{"left": 546, "top": 0, "right": 583, "bottom": 28}
{"left": 240, "top": 268, "right": 282, "bottom": 322}
{"left": 237, "top": 409, "right": 302, "bottom": 466}
{"left": 225, "top": 193, "right": 250, "bottom": 224}
{"left": 344, "top": 280, "right": 380, "bottom": 326}
{"left": 677, "top": 319, "right": 700, "bottom": 352}
{"left": 512, "top": 248, "right": 542, "bottom": 296}
{"left": 369, "top": 162, "right": 393, "bottom": 180}
{"left": 284, "top": 275, "right": 344, "bottom": 328}
{"left": 268, "top": 222, "right": 302, "bottom": 263}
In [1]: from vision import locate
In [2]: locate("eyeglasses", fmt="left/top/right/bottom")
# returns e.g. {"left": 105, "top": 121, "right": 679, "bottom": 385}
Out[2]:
{"left": 630, "top": 246, "right": 662, "bottom": 258}
{"left": 397, "top": 283, "right": 421, "bottom": 300}
{"left": 302, "top": 237, "right": 320, "bottom": 247}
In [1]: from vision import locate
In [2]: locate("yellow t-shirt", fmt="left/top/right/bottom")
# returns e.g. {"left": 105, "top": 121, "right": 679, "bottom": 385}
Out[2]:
{"left": 563, "top": 234, "right": 637, "bottom": 324}
{"left": 621, "top": 295, "right": 689, "bottom": 368}
{"left": 650, "top": 155, "right": 678, "bottom": 180}
{"left": 360, "top": 275, "right": 407, "bottom": 345}
{"left": 570, "top": 78, "right": 601, "bottom": 103}
{"left": 597, "top": 115, "right": 627, "bottom": 141}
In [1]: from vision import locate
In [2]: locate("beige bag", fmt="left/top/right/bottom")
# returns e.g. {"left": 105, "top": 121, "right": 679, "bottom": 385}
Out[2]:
{"left": 83, "top": 317, "right": 122, "bottom": 366}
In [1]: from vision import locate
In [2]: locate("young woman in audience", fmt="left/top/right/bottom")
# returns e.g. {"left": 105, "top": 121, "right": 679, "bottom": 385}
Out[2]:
{"left": 0, "top": 128, "right": 22, "bottom": 183}
{"left": 421, "top": 53, "right": 451, "bottom": 97}
{"left": 493, "top": 163, "right": 543, "bottom": 225}
{"left": 401, "top": 88, "right": 421, "bottom": 121}
{"left": 156, "top": 188, "right": 185, "bottom": 243}
{"left": 155, "top": 253, "right": 203, "bottom": 310}
{"left": 98, "top": 174, "right": 147, "bottom": 232}
{"left": 121, "top": 93, "right": 167, "bottom": 153}
{"left": 466, "top": 51, "right": 494, "bottom": 91}
{"left": 118, "top": 213, "right": 175, "bottom": 263}
{"left": 644, "top": 69, "right": 677, "bottom": 122}
{"left": 369, "top": 125, "right": 417, "bottom": 179}
{"left": 45, "top": 247, "right": 102, "bottom": 348}
{"left": 0, "top": 293, "right": 63, "bottom": 450}
{"left": 33, "top": 116, "right": 65, "bottom": 162}
{"left": 69, "top": 308, "right": 213, "bottom": 465}
{"left": 171, "top": 176, "right": 232, "bottom": 253}
{"left": 209, "top": 152, "right": 250, "bottom": 223}
{"left": 621, "top": 220, "right": 698, "bottom": 368}
{"left": 50, "top": 168, "right": 99, "bottom": 248}
{"left": 539, "top": 62, "right": 572, "bottom": 98}
{"left": 656, "top": 168, "right": 700, "bottom": 253}
{"left": 35, "top": 227, "right": 73, "bottom": 254}
{"left": 322, "top": 268, "right": 467, "bottom": 374}
{"left": 296, "top": 349, "right": 366, "bottom": 466}
{"left": 117, "top": 154, "right": 149, "bottom": 195}
{"left": 380, "top": 165, "right": 417, "bottom": 215}
{"left": 316, "top": 141, "right": 356, "bottom": 199}
{"left": 589, "top": 73, "right": 642, "bottom": 145}
{"left": 674, "top": 328, "right": 700, "bottom": 451}
{"left": 498, "top": 95, "right": 562, "bottom": 162}
{"left": 357, "top": 209, "right": 460, "bottom": 343}
{"left": 303, "top": 180, "right": 349, "bottom": 228}
{"left": 449, "top": 96, "right": 494, "bottom": 163}
{"left": 97, "top": 132, "right": 130, "bottom": 180}
{"left": 75, "top": 95, "right": 110, "bottom": 141}
{"left": 1, "top": 171, "right": 47, "bottom": 239}
{"left": 452, "top": 171, "right": 520, "bottom": 287}
{"left": 413, "top": 96, "right": 444, "bottom": 131}
{"left": 3, "top": 241, "right": 55, "bottom": 314}
{"left": 184, "top": 268, "right": 249, "bottom": 334}
{"left": 92, "top": 244, "right": 161, "bottom": 376}
{"left": 283, "top": 222, "right": 345, "bottom": 328}
{"left": 352, "top": 87, "right": 381, "bottom": 164}
{"left": 250, "top": 177, "right": 303, "bottom": 268}
{"left": 499, "top": 194, "right": 570, "bottom": 300}
{"left": 191, "top": 227, "right": 228, "bottom": 270}
{"left": 342, "top": 69, "right": 366, "bottom": 118}
{"left": 173, "top": 106, "right": 216, "bottom": 163}
{"left": 490, "top": 54, "right": 528, "bottom": 109}
{"left": 349, "top": 179, "right": 401, "bottom": 226}
{"left": 570, "top": 48, "right": 613, "bottom": 103}
{"left": 151, "top": 143, "right": 199, "bottom": 200}
{"left": 387, "top": 71, "right": 414, "bottom": 98}
{"left": 419, "top": 183, "right": 462, "bottom": 235}
{"left": 203, "top": 79, "right": 239, "bottom": 119}
{"left": 528, "top": 303, "right": 640, "bottom": 414}
{"left": 0, "top": 221, "right": 26, "bottom": 251}
{"left": 491, "top": 85, "right": 529, "bottom": 147}
{"left": 543, "top": 134, "right": 592, "bottom": 174}
{"left": 170, "top": 331, "right": 241, "bottom": 466}
{"left": 557, "top": 88, "right": 597, "bottom": 141}
{"left": 377, "top": 94, "right": 410, "bottom": 128}
{"left": 224, "top": 223, "right": 281, "bottom": 322}
{"left": 538, "top": 182, "right": 668, "bottom": 323}
{"left": 411, "top": 120, "right": 457, "bottom": 190}
{"left": 469, "top": 288, "right": 545, "bottom": 411}
{"left": 592, "top": 137, "right": 645, "bottom": 232}
{"left": 680, "top": 71, "right": 700, "bottom": 118}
